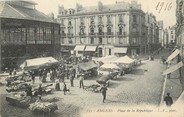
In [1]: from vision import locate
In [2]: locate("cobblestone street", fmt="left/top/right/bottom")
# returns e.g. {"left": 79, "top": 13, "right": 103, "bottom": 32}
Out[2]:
{"left": 0, "top": 59, "right": 170, "bottom": 117}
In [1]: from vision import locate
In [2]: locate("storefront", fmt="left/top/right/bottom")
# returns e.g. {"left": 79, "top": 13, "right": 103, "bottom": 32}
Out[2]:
{"left": 114, "top": 47, "right": 127, "bottom": 57}
{"left": 74, "top": 45, "right": 85, "bottom": 57}
{"left": 84, "top": 46, "right": 97, "bottom": 57}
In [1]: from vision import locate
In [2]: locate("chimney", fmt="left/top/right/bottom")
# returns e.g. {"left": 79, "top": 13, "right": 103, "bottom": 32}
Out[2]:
{"left": 98, "top": 1, "right": 103, "bottom": 11}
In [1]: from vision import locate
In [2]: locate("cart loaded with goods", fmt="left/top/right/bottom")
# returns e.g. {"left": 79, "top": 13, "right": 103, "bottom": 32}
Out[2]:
{"left": 6, "top": 92, "right": 32, "bottom": 108}
{"left": 84, "top": 84, "right": 101, "bottom": 92}
{"left": 6, "top": 74, "right": 31, "bottom": 92}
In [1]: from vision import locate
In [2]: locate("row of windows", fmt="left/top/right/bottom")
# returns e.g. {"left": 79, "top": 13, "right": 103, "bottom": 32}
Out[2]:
{"left": 61, "top": 37, "right": 132, "bottom": 45}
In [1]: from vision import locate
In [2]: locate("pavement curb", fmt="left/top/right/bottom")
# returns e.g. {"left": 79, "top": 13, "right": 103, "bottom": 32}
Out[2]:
{"left": 159, "top": 75, "right": 167, "bottom": 106}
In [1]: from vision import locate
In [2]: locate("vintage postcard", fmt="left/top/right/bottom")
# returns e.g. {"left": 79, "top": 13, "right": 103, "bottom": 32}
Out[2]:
{"left": 0, "top": 0, "right": 184, "bottom": 117}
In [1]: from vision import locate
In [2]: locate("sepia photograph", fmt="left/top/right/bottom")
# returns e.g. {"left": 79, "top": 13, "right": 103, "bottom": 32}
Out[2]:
{"left": 0, "top": 0, "right": 184, "bottom": 117}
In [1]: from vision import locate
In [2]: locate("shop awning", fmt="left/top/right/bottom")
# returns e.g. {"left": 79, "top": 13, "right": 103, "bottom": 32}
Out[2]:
{"left": 74, "top": 45, "right": 85, "bottom": 51}
{"left": 162, "top": 61, "right": 183, "bottom": 75}
{"left": 114, "top": 47, "right": 127, "bottom": 53}
{"left": 85, "top": 46, "right": 97, "bottom": 51}
{"left": 166, "top": 49, "right": 180, "bottom": 62}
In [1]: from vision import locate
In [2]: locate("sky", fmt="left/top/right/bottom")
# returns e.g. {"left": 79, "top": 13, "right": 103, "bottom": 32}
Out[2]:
{"left": 35, "top": 0, "right": 176, "bottom": 28}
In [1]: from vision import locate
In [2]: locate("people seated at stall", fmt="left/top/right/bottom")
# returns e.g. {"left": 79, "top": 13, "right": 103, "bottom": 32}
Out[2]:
{"left": 25, "top": 84, "right": 32, "bottom": 97}
{"left": 13, "top": 68, "right": 17, "bottom": 76}
{"left": 55, "top": 79, "right": 60, "bottom": 91}
{"left": 37, "top": 84, "right": 43, "bottom": 96}
{"left": 42, "top": 69, "right": 47, "bottom": 83}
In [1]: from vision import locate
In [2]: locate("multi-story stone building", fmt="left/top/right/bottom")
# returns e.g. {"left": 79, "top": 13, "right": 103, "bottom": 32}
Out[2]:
{"left": 168, "top": 25, "right": 176, "bottom": 46}
{"left": 145, "top": 13, "right": 160, "bottom": 54}
{"left": 176, "top": 0, "right": 184, "bottom": 89}
{"left": 57, "top": 0, "right": 147, "bottom": 57}
{"left": 163, "top": 28, "right": 169, "bottom": 48}
{"left": 158, "top": 21, "right": 165, "bottom": 47}
{"left": 0, "top": 0, "right": 60, "bottom": 71}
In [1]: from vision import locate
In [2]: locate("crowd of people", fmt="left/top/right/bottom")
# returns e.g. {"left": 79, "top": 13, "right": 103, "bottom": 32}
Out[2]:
{"left": 20, "top": 55, "right": 96, "bottom": 100}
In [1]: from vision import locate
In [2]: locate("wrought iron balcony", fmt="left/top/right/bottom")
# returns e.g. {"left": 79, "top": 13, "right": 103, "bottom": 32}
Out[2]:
{"left": 79, "top": 32, "right": 86, "bottom": 38}
{"left": 118, "top": 22, "right": 125, "bottom": 27}
{"left": 97, "top": 32, "right": 104, "bottom": 37}
{"left": 67, "top": 33, "right": 74, "bottom": 38}
{"left": 105, "top": 32, "right": 114, "bottom": 37}
{"left": 88, "top": 32, "right": 96, "bottom": 37}
{"left": 61, "top": 33, "right": 66, "bottom": 38}
{"left": 117, "top": 32, "right": 127, "bottom": 37}
{"left": 98, "top": 22, "right": 104, "bottom": 27}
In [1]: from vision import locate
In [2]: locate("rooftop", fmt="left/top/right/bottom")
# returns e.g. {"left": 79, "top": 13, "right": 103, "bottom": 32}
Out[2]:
{"left": 0, "top": 1, "right": 55, "bottom": 23}
{"left": 58, "top": 1, "right": 142, "bottom": 16}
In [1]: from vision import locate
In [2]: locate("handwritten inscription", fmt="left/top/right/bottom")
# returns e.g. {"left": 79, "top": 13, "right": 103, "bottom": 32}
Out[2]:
{"left": 155, "top": 2, "right": 172, "bottom": 13}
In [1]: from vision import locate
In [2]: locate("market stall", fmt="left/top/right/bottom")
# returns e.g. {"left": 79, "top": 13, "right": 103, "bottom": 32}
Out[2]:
{"left": 20, "top": 57, "right": 58, "bottom": 70}
{"left": 6, "top": 92, "right": 33, "bottom": 108}
{"left": 6, "top": 73, "right": 32, "bottom": 92}
{"left": 29, "top": 101, "right": 58, "bottom": 114}
{"left": 98, "top": 63, "right": 120, "bottom": 76}
{"left": 96, "top": 55, "right": 118, "bottom": 64}
{"left": 114, "top": 55, "right": 135, "bottom": 73}
{"left": 78, "top": 61, "right": 98, "bottom": 78}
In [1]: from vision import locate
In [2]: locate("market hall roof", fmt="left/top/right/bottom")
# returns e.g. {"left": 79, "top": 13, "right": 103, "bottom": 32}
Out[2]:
{"left": 0, "top": 1, "right": 54, "bottom": 23}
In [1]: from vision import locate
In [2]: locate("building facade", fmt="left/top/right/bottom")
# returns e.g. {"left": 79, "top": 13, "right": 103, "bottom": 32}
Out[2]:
{"left": 0, "top": 1, "right": 60, "bottom": 71}
{"left": 163, "top": 28, "right": 169, "bottom": 48}
{"left": 145, "top": 13, "right": 160, "bottom": 54}
{"left": 176, "top": 0, "right": 184, "bottom": 89}
{"left": 57, "top": 1, "right": 147, "bottom": 57}
{"left": 158, "top": 21, "right": 165, "bottom": 47}
{"left": 168, "top": 25, "right": 176, "bottom": 47}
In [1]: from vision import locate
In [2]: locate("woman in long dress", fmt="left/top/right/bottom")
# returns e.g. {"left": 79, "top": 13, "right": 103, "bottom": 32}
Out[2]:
{"left": 55, "top": 79, "right": 60, "bottom": 91}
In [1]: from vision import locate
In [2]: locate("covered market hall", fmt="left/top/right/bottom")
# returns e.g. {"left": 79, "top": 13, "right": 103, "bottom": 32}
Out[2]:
{"left": 0, "top": 1, "right": 60, "bottom": 71}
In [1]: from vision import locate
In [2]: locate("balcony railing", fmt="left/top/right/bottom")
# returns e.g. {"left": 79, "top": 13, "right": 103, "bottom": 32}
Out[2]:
{"left": 89, "top": 32, "right": 96, "bottom": 37}
{"left": 118, "top": 22, "right": 125, "bottom": 27}
{"left": 67, "top": 33, "right": 74, "bottom": 38}
{"left": 117, "top": 32, "right": 127, "bottom": 37}
{"left": 97, "top": 32, "right": 104, "bottom": 37}
{"left": 79, "top": 32, "right": 86, "bottom": 38}
{"left": 105, "top": 32, "right": 114, "bottom": 37}
{"left": 61, "top": 33, "right": 66, "bottom": 38}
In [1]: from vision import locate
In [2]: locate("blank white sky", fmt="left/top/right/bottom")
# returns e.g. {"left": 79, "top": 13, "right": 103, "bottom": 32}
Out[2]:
{"left": 35, "top": 0, "right": 176, "bottom": 28}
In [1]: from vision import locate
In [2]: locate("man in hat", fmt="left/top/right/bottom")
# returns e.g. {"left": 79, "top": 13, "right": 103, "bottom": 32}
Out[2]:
{"left": 100, "top": 84, "right": 108, "bottom": 103}
{"left": 164, "top": 93, "right": 173, "bottom": 107}
{"left": 79, "top": 73, "right": 84, "bottom": 89}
